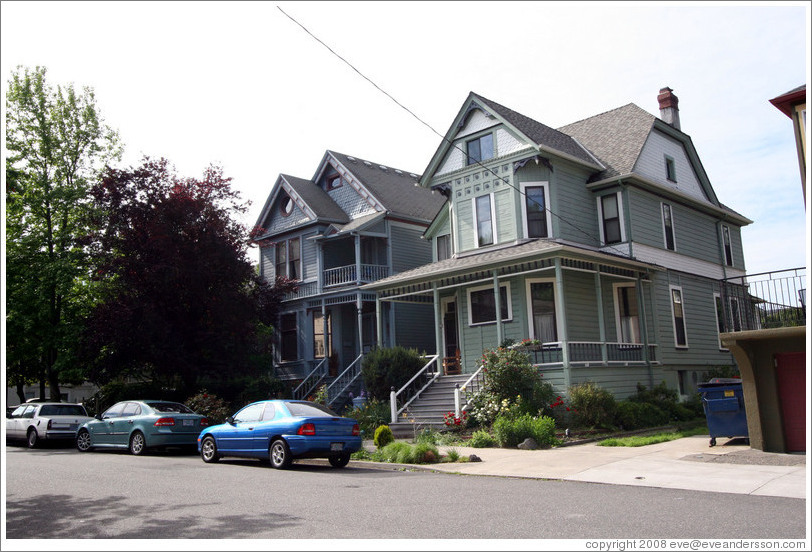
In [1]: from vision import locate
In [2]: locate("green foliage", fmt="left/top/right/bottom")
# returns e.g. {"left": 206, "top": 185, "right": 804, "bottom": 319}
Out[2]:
{"left": 313, "top": 384, "right": 328, "bottom": 405}
{"left": 492, "top": 413, "right": 558, "bottom": 448}
{"left": 468, "top": 429, "right": 497, "bottom": 448}
{"left": 701, "top": 366, "right": 740, "bottom": 381}
{"left": 614, "top": 401, "right": 669, "bottom": 430}
{"left": 373, "top": 425, "right": 394, "bottom": 449}
{"left": 85, "top": 380, "right": 184, "bottom": 416}
{"left": 344, "top": 399, "right": 390, "bottom": 439}
{"left": 372, "top": 441, "right": 439, "bottom": 464}
{"left": 624, "top": 382, "right": 702, "bottom": 426}
{"left": 445, "top": 448, "right": 461, "bottom": 462}
{"left": 361, "top": 346, "right": 425, "bottom": 401}
{"left": 567, "top": 381, "right": 617, "bottom": 430}
{"left": 598, "top": 426, "right": 708, "bottom": 447}
{"left": 6, "top": 65, "right": 121, "bottom": 399}
{"left": 185, "top": 390, "right": 231, "bottom": 424}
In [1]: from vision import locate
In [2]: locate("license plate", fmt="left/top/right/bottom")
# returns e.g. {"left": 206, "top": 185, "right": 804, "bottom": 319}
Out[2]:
{"left": 183, "top": 419, "right": 194, "bottom": 426}
{"left": 330, "top": 442, "right": 343, "bottom": 452}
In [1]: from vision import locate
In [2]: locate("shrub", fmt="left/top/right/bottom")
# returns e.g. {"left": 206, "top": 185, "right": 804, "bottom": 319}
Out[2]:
{"left": 413, "top": 442, "right": 440, "bottom": 463}
{"left": 468, "top": 429, "right": 497, "bottom": 448}
{"left": 373, "top": 424, "right": 394, "bottom": 449}
{"left": 374, "top": 441, "right": 439, "bottom": 464}
{"left": 361, "top": 346, "right": 425, "bottom": 401}
{"left": 445, "top": 448, "right": 461, "bottom": 462}
{"left": 344, "top": 399, "right": 390, "bottom": 439}
{"left": 185, "top": 390, "right": 231, "bottom": 424}
{"left": 628, "top": 382, "right": 702, "bottom": 423}
{"left": 568, "top": 381, "right": 617, "bottom": 429}
{"left": 492, "top": 413, "right": 558, "bottom": 448}
{"left": 614, "top": 401, "right": 669, "bottom": 430}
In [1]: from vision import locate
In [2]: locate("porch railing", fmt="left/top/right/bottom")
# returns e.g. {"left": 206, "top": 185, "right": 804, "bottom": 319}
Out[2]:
{"left": 455, "top": 364, "right": 485, "bottom": 417}
{"left": 291, "top": 358, "right": 328, "bottom": 400}
{"left": 719, "top": 268, "right": 806, "bottom": 332}
{"left": 324, "top": 264, "right": 389, "bottom": 287}
{"left": 326, "top": 354, "right": 364, "bottom": 409}
{"left": 527, "top": 342, "right": 657, "bottom": 365}
{"left": 389, "top": 355, "right": 440, "bottom": 423}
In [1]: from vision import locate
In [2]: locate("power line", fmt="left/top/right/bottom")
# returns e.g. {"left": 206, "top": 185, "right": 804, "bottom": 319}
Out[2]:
{"left": 277, "top": 5, "right": 629, "bottom": 257}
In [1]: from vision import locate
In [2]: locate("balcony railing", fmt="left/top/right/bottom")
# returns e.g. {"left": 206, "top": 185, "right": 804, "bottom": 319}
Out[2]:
{"left": 527, "top": 341, "right": 658, "bottom": 366}
{"left": 719, "top": 268, "right": 806, "bottom": 332}
{"left": 324, "top": 264, "right": 389, "bottom": 287}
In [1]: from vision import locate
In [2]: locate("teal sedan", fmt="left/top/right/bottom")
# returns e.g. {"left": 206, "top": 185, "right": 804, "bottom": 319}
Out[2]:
{"left": 76, "top": 400, "right": 209, "bottom": 455}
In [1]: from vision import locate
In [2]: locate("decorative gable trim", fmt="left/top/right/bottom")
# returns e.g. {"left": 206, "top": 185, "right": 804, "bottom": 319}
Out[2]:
{"left": 314, "top": 152, "right": 386, "bottom": 213}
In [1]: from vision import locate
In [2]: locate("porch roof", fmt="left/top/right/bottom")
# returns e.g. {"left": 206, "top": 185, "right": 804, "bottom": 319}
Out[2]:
{"left": 362, "top": 238, "right": 661, "bottom": 298}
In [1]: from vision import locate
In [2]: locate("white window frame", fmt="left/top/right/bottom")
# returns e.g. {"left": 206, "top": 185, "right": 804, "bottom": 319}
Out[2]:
{"left": 722, "top": 225, "right": 734, "bottom": 267}
{"left": 713, "top": 293, "right": 728, "bottom": 351}
{"left": 661, "top": 202, "right": 676, "bottom": 251}
{"left": 472, "top": 193, "right": 497, "bottom": 248}
{"left": 525, "top": 278, "right": 559, "bottom": 343}
{"left": 521, "top": 181, "right": 552, "bottom": 239}
{"left": 467, "top": 282, "right": 512, "bottom": 327}
{"left": 612, "top": 282, "right": 641, "bottom": 344}
{"left": 669, "top": 285, "right": 689, "bottom": 348}
{"left": 436, "top": 233, "right": 452, "bottom": 261}
{"left": 597, "top": 192, "right": 626, "bottom": 245}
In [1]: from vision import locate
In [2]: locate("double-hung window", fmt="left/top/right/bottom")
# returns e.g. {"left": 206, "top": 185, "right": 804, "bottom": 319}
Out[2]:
{"left": 722, "top": 225, "right": 733, "bottom": 266}
{"left": 280, "top": 313, "right": 298, "bottom": 361}
{"left": 670, "top": 286, "right": 688, "bottom": 348}
{"left": 436, "top": 234, "right": 451, "bottom": 261}
{"left": 468, "top": 283, "right": 511, "bottom": 326}
{"left": 614, "top": 284, "right": 641, "bottom": 343}
{"left": 662, "top": 203, "right": 675, "bottom": 251}
{"left": 466, "top": 133, "right": 494, "bottom": 165}
{"left": 522, "top": 183, "right": 550, "bottom": 238}
{"left": 275, "top": 238, "right": 301, "bottom": 280}
{"left": 474, "top": 194, "right": 495, "bottom": 247}
{"left": 599, "top": 193, "right": 623, "bottom": 245}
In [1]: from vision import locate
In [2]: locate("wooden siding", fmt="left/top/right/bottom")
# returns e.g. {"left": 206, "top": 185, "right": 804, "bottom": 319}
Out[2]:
{"left": 327, "top": 176, "right": 377, "bottom": 218}
{"left": 301, "top": 230, "right": 319, "bottom": 281}
{"left": 494, "top": 189, "right": 516, "bottom": 243}
{"left": 560, "top": 270, "right": 602, "bottom": 341}
{"left": 392, "top": 302, "right": 436, "bottom": 351}
{"left": 265, "top": 198, "right": 310, "bottom": 234}
{"left": 652, "top": 271, "right": 736, "bottom": 367}
{"left": 636, "top": 130, "right": 710, "bottom": 203}
{"left": 456, "top": 196, "right": 475, "bottom": 251}
{"left": 569, "top": 365, "right": 673, "bottom": 399}
{"left": 390, "top": 222, "right": 432, "bottom": 274}
{"left": 260, "top": 245, "right": 274, "bottom": 282}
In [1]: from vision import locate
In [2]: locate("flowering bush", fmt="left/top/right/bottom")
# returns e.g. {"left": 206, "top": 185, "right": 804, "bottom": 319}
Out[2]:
{"left": 507, "top": 338, "right": 541, "bottom": 350}
{"left": 443, "top": 410, "right": 469, "bottom": 428}
{"left": 185, "top": 390, "right": 231, "bottom": 424}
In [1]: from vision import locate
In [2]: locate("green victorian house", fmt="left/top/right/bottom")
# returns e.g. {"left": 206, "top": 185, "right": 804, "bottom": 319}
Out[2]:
{"left": 364, "top": 88, "right": 752, "bottom": 411}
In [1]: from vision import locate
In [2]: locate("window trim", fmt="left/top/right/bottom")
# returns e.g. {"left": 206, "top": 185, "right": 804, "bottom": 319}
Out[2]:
{"left": 524, "top": 278, "right": 558, "bottom": 343}
{"left": 275, "top": 238, "right": 302, "bottom": 280}
{"left": 713, "top": 293, "right": 729, "bottom": 351}
{"left": 597, "top": 192, "right": 625, "bottom": 245}
{"left": 669, "top": 285, "right": 689, "bottom": 348}
{"left": 467, "top": 282, "right": 512, "bottom": 327}
{"left": 661, "top": 202, "right": 676, "bottom": 251}
{"left": 326, "top": 174, "right": 343, "bottom": 191}
{"left": 473, "top": 193, "right": 497, "bottom": 247}
{"left": 612, "top": 282, "right": 641, "bottom": 344}
{"left": 722, "top": 225, "right": 734, "bottom": 267}
{"left": 280, "top": 194, "right": 294, "bottom": 217}
{"left": 521, "top": 181, "right": 552, "bottom": 239}
{"left": 665, "top": 155, "right": 677, "bottom": 182}
{"left": 466, "top": 132, "right": 495, "bottom": 165}
{"left": 436, "top": 233, "right": 451, "bottom": 261}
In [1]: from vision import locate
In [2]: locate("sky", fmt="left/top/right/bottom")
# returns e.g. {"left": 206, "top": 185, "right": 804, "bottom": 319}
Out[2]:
{"left": 2, "top": 1, "right": 810, "bottom": 278}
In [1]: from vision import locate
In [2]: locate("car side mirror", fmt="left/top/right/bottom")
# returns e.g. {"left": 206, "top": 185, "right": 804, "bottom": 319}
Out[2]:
{"left": 226, "top": 416, "right": 235, "bottom": 425}
{"left": 95, "top": 413, "right": 103, "bottom": 420}
{"left": 5, "top": 411, "right": 13, "bottom": 419}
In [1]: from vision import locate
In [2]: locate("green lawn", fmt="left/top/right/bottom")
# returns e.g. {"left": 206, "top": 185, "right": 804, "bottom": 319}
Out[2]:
{"left": 597, "top": 426, "right": 708, "bottom": 447}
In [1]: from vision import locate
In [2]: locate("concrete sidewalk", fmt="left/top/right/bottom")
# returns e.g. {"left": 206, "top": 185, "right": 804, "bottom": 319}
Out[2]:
{"left": 354, "top": 435, "right": 807, "bottom": 499}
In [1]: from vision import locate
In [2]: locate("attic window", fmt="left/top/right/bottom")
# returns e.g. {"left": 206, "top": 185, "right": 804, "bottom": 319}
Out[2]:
{"left": 280, "top": 195, "right": 294, "bottom": 217}
{"left": 326, "top": 175, "right": 343, "bottom": 191}
{"left": 665, "top": 155, "right": 677, "bottom": 182}
{"left": 467, "top": 133, "right": 494, "bottom": 165}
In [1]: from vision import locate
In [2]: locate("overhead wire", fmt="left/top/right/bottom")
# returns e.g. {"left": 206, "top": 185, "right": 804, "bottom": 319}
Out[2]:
{"left": 277, "top": 5, "right": 630, "bottom": 258}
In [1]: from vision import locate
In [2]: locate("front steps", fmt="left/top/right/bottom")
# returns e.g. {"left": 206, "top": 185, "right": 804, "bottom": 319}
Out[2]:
{"left": 388, "top": 374, "right": 470, "bottom": 438}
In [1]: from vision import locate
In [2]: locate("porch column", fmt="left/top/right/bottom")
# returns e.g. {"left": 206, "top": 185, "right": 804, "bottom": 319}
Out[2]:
{"left": 554, "top": 259, "right": 570, "bottom": 389}
{"left": 356, "top": 293, "right": 363, "bottom": 355}
{"left": 636, "top": 275, "right": 654, "bottom": 388}
{"left": 594, "top": 267, "right": 608, "bottom": 364}
{"left": 433, "top": 284, "right": 443, "bottom": 374}
{"left": 322, "top": 301, "right": 329, "bottom": 366}
{"left": 493, "top": 271, "right": 504, "bottom": 346}
{"left": 376, "top": 297, "right": 384, "bottom": 348}
{"left": 354, "top": 233, "right": 362, "bottom": 285}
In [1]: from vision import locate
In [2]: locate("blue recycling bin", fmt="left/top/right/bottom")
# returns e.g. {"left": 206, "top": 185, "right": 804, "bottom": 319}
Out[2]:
{"left": 697, "top": 378, "right": 749, "bottom": 447}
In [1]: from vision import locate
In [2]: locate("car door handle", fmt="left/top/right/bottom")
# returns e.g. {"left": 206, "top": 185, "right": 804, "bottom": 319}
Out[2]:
{"left": 248, "top": 427, "right": 254, "bottom": 431}
{"left": 128, "top": 420, "right": 134, "bottom": 424}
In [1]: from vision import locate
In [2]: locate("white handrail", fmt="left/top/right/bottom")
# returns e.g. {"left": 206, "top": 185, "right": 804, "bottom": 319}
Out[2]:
{"left": 456, "top": 364, "right": 485, "bottom": 417}
{"left": 390, "top": 354, "right": 440, "bottom": 423}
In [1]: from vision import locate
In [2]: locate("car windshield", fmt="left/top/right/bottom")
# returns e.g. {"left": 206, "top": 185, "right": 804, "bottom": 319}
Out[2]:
{"left": 284, "top": 401, "right": 339, "bottom": 418}
{"left": 148, "top": 402, "right": 193, "bottom": 414}
{"left": 39, "top": 405, "right": 87, "bottom": 416}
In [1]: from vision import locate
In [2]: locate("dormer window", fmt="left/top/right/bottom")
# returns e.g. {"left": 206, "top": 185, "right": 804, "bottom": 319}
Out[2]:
{"left": 598, "top": 192, "right": 623, "bottom": 245}
{"left": 326, "top": 174, "right": 343, "bottom": 191}
{"left": 665, "top": 155, "right": 677, "bottom": 182}
{"left": 280, "top": 195, "right": 294, "bottom": 217}
{"left": 467, "top": 133, "right": 494, "bottom": 165}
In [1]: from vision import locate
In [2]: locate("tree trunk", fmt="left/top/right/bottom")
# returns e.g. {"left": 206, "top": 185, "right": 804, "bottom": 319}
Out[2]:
{"left": 16, "top": 382, "right": 26, "bottom": 404}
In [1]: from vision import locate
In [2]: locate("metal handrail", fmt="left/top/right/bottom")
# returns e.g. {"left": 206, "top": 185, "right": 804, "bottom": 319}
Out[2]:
{"left": 326, "top": 354, "right": 363, "bottom": 407}
{"left": 292, "top": 358, "right": 327, "bottom": 400}
{"left": 390, "top": 354, "right": 440, "bottom": 423}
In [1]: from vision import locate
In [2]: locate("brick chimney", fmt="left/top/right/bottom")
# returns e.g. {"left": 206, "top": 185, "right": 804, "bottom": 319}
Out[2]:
{"left": 657, "top": 87, "right": 681, "bottom": 130}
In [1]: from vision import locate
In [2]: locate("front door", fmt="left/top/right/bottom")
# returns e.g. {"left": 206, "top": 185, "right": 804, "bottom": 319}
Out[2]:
{"left": 442, "top": 297, "right": 460, "bottom": 374}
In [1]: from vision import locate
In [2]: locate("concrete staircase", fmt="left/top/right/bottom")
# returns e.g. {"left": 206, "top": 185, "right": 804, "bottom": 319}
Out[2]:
{"left": 389, "top": 374, "right": 470, "bottom": 438}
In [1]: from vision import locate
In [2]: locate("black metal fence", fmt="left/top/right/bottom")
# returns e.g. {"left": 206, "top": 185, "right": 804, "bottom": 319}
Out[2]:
{"left": 719, "top": 268, "right": 806, "bottom": 332}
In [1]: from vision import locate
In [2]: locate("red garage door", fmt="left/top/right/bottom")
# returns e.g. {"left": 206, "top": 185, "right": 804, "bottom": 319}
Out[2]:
{"left": 775, "top": 352, "right": 807, "bottom": 452}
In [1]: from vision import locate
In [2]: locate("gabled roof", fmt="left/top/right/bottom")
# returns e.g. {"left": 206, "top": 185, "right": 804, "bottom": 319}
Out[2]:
{"left": 558, "top": 103, "right": 655, "bottom": 180}
{"left": 327, "top": 151, "right": 445, "bottom": 223}
{"left": 281, "top": 174, "right": 349, "bottom": 223}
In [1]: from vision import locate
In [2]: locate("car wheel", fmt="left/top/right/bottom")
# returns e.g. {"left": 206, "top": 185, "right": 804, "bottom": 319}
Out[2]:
{"left": 27, "top": 428, "right": 39, "bottom": 449}
{"left": 200, "top": 436, "right": 220, "bottom": 463}
{"left": 76, "top": 429, "right": 93, "bottom": 452}
{"left": 129, "top": 431, "right": 147, "bottom": 455}
{"left": 329, "top": 452, "right": 351, "bottom": 468}
{"left": 269, "top": 439, "right": 292, "bottom": 469}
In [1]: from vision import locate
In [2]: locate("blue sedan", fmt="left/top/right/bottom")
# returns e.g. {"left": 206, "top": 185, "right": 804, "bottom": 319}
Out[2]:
{"left": 198, "top": 400, "right": 362, "bottom": 469}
